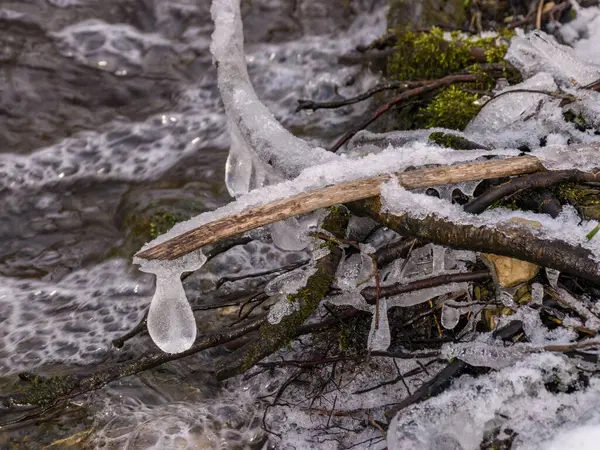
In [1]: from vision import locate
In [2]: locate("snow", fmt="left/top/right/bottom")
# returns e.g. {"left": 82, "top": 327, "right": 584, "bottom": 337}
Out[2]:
{"left": 379, "top": 180, "right": 600, "bottom": 264}
{"left": 387, "top": 353, "right": 600, "bottom": 450}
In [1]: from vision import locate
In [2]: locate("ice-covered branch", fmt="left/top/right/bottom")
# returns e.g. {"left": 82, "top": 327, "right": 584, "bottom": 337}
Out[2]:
{"left": 136, "top": 156, "right": 543, "bottom": 261}
{"left": 349, "top": 194, "right": 600, "bottom": 286}
{"left": 210, "top": 0, "right": 336, "bottom": 180}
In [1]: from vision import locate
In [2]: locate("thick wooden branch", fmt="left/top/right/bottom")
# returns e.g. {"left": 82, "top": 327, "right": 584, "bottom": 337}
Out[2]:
{"left": 349, "top": 197, "right": 600, "bottom": 286}
{"left": 136, "top": 156, "right": 543, "bottom": 261}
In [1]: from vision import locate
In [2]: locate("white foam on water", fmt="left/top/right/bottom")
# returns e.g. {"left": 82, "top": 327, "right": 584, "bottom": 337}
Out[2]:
{"left": 0, "top": 259, "right": 151, "bottom": 375}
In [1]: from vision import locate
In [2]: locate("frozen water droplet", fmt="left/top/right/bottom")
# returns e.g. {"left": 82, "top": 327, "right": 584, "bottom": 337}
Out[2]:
{"left": 264, "top": 265, "right": 316, "bottom": 296}
{"left": 441, "top": 303, "right": 461, "bottom": 330}
{"left": 148, "top": 274, "right": 197, "bottom": 353}
{"left": 268, "top": 295, "right": 300, "bottom": 325}
{"left": 271, "top": 217, "right": 309, "bottom": 251}
{"left": 368, "top": 298, "right": 390, "bottom": 351}
{"left": 133, "top": 250, "right": 206, "bottom": 354}
{"left": 335, "top": 252, "right": 374, "bottom": 291}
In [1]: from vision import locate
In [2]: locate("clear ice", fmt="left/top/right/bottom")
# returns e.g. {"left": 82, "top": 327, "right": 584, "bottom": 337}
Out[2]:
{"left": 133, "top": 250, "right": 206, "bottom": 353}
{"left": 367, "top": 297, "right": 391, "bottom": 351}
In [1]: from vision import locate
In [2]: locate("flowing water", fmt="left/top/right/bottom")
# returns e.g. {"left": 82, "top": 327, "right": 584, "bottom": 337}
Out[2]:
{"left": 0, "top": 0, "right": 387, "bottom": 447}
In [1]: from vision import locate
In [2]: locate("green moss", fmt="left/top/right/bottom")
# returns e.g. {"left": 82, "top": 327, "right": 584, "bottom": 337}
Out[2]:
{"left": 420, "top": 86, "right": 481, "bottom": 130}
{"left": 383, "top": 26, "right": 516, "bottom": 131}
{"left": 241, "top": 207, "right": 350, "bottom": 372}
{"left": 428, "top": 131, "right": 479, "bottom": 149}
{"left": 387, "top": 27, "right": 510, "bottom": 81}
{"left": 20, "top": 375, "right": 76, "bottom": 406}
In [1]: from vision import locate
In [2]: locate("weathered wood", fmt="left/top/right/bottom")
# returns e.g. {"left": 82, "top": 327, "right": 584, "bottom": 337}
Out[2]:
{"left": 136, "top": 156, "right": 544, "bottom": 261}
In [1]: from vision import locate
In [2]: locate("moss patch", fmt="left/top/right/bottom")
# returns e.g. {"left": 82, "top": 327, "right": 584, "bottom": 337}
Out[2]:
{"left": 387, "top": 27, "right": 511, "bottom": 81}
{"left": 420, "top": 86, "right": 481, "bottom": 130}
{"left": 383, "top": 26, "right": 516, "bottom": 131}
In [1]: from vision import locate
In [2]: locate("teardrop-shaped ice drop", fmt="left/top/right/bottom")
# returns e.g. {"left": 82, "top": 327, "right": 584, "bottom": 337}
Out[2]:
{"left": 147, "top": 274, "right": 197, "bottom": 353}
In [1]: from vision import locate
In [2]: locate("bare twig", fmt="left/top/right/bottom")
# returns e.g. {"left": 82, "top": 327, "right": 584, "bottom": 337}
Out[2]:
{"left": 329, "top": 73, "right": 480, "bottom": 152}
{"left": 361, "top": 270, "right": 491, "bottom": 304}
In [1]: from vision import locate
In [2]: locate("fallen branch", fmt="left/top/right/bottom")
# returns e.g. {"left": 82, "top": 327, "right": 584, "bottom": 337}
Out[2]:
{"left": 136, "top": 156, "right": 544, "bottom": 261}
{"left": 350, "top": 196, "right": 600, "bottom": 286}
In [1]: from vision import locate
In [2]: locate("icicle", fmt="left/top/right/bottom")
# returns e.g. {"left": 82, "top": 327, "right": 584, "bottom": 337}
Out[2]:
{"left": 368, "top": 298, "right": 391, "bottom": 351}
{"left": 133, "top": 250, "right": 206, "bottom": 353}
{"left": 271, "top": 217, "right": 310, "bottom": 251}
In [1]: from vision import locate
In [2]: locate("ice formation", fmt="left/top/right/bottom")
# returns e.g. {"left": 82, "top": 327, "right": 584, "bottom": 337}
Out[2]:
{"left": 387, "top": 353, "right": 600, "bottom": 450}
{"left": 133, "top": 251, "right": 206, "bottom": 353}
{"left": 124, "top": 1, "right": 600, "bottom": 447}
{"left": 267, "top": 295, "right": 301, "bottom": 325}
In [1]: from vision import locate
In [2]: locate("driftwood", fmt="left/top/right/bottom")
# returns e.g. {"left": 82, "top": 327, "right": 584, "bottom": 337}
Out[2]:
{"left": 136, "top": 156, "right": 543, "bottom": 261}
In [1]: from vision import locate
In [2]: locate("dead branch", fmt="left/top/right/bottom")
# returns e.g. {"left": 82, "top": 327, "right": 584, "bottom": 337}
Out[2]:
{"left": 329, "top": 73, "right": 481, "bottom": 152}
{"left": 360, "top": 270, "right": 491, "bottom": 304}
{"left": 136, "top": 156, "right": 543, "bottom": 261}
{"left": 296, "top": 81, "right": 413, "bottom": 112}
{"left": 349, "top": 196, "right": 600, "bottom": 286}
{"left": 384, "top": 359, "right": 473, "bottom": 420}
{"left": 464, "top": 169, "right": 600, "bottom": 214}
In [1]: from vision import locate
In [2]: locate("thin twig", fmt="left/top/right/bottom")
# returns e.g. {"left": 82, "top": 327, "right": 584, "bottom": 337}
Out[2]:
{"left": 329, "top": 73, "right": 480, "bottom": 152}
{"left": 361, "top": 270, "right": 491, "bottom": 304}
